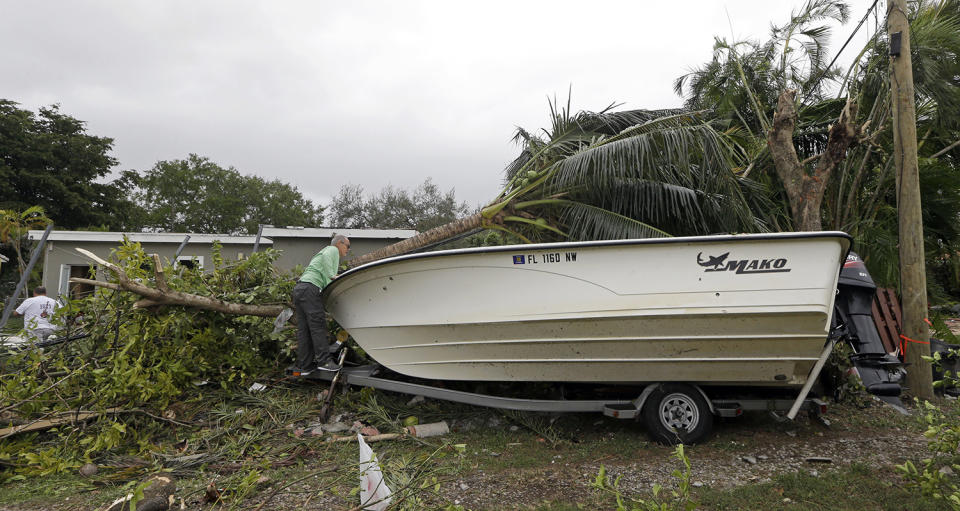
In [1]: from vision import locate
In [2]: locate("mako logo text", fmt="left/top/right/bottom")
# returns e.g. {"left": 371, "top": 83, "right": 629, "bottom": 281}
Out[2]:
{"left": 697, "top": 252, "right": 791, "bottom": 274}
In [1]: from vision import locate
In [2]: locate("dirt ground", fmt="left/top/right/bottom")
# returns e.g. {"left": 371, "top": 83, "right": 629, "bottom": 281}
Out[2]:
{"left": 255, "top": 401, "right": 928, "bottom": 510}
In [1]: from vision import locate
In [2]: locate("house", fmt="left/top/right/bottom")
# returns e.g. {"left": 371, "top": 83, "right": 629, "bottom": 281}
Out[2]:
{"left": 28, "top": 227, "right": 417, "bottom": 300}
{"left": 259, "top": 226, "right": 416, "bottom": 271}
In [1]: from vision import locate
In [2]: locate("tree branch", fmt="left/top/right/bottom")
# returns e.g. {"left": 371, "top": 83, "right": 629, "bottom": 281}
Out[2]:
{"left": 151, "top": 253, "right": 169, "bottom": 293}
{"left": 71, "top": 250, "right": 285, "bottom": 318}
{"left": 931, "top": 138, "right": 960, "bottom": 159}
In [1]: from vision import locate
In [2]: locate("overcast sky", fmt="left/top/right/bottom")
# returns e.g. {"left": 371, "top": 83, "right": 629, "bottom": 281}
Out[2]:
{"left": 2, "top": 0, "right": 878, "bottom": 210}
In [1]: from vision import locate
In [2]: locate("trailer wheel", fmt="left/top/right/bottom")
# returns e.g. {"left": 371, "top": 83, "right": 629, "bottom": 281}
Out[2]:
{"left": 641, "top": 383, "right": 714, "bottom": 445}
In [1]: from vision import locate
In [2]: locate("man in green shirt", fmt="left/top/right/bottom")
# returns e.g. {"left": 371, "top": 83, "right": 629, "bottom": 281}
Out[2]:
{"left": 290, "top": 234, "right": 350, "bottom": 375}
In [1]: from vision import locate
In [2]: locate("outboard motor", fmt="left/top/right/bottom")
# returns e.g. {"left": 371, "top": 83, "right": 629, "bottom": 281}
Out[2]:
{"left": 832, "top": 252, "right": 907, "bottom": 411}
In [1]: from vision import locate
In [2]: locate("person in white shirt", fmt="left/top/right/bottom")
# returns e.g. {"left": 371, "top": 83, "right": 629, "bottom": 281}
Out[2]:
{"left": 14, "top": 287, "right": 58, "bottom": 341}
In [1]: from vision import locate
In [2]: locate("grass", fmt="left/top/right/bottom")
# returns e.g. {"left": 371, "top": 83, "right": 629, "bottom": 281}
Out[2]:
{"left": 697, "top": 463, "right": 943, "bottom": 510}
{"left": 0, "top": 472, "right": 122, "bottom": 510}
{"left": 1, "top": 315, "right": 23, "bottom": 334}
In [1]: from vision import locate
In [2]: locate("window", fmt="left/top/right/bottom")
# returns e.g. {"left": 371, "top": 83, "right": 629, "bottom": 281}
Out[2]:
{"left": 175, "top": 255, "right": 204, "bottom": 270}
{"left": 59, "top": 264, "right": 98, "bottom": 299}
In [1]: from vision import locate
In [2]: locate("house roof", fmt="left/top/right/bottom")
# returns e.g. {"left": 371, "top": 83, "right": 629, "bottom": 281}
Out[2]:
{"left": 260, "top": 226, "right": 417, "bottom": 239}
{"left": 27, "top": 231, "right": 273, "bottom": 245}
{"left": 27, "top": 227, "right": 418, "bottom": 244}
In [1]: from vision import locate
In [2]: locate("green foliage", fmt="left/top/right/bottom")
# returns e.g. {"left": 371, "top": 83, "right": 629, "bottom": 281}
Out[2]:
{"left": 670, "top": 0, "right": 960, "bottom": 302}
{"left": 592, "top": 444, "right": 696, "bottom": 511}
{"left": 130, "top": 154, "right": 324, "bottom": 234}
{"left": 327, "top": 178, "right": 472, "bottom": 232}
{"left": 0, "top": 205, "right": 51, "bottom": 275}
{"left": 373, "top": 442, "right": 468, "bottom": 511}
{"left": 821, "top": 341, "right": 875, "bottom": 407}
{"left": 497, "top": 103, "right": 771, "bottom": 243}
{"left": 0, "top": 239, "right": 298, "bottom": 475}
{"left": 897, "top": 349, "right": 960, "bottom": 509}
{"left": 0, "top": 100, "right": 137, "bottom": 230}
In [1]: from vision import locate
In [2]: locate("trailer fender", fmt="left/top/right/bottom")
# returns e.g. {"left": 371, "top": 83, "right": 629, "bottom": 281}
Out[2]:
{"left": 632, "top": 383, "right": 716, "bottom": 416}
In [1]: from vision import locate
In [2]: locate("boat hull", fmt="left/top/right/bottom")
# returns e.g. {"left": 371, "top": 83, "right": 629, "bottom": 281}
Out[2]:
{"left": 324, "top": 232, "right": 851, "bottom": 386}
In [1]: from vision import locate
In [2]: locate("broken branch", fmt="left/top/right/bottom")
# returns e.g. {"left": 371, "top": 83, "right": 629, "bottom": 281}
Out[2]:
{"left": 151, "top": 253, "right": 169, "bottom": 293}
{"left": 70, "top": 249, "right": 285, "bottom": 318}
{"left": 0, "top": 407, "right": 119, "bottom": 438}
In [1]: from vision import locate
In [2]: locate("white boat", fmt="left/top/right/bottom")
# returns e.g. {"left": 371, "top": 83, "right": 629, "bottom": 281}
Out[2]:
{"left": 324, "top": 232, "right": 853, "bottom": 388}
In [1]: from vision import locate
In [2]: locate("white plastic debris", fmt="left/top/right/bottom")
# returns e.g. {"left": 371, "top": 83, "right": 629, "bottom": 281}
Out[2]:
{"left": 272, "top": 308, "right": 294, "bottom": 334}
{"left": 358, "top": 433, "right": 392, "bottom": 510}
{"left": 248, "top": 382, "right": 267, "bottom": 393}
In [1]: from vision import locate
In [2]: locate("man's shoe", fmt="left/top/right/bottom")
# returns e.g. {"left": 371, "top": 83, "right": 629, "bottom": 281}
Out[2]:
{"left": 328, "top": 340, "right": 343, "bottom": 353}
{"left": 291, "top": 364, "right": 319, "bottom": 377}
{"left": 315, "top": 360, "right": 341, "bottom": 372}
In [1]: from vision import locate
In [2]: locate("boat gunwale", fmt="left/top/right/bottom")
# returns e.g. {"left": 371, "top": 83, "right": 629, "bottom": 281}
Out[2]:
{"left": 324, "top": 231, "right": 853, "bottom": 299}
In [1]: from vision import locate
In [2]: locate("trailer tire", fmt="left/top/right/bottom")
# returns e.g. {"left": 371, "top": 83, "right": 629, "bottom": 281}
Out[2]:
{"left": 641, "top": 383, "right": 714, "bottom": 445}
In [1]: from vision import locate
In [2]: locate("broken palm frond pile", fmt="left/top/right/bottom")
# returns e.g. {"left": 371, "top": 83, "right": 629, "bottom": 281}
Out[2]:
{"left": 0, "top": 240, "right": 299, "bottom": 479}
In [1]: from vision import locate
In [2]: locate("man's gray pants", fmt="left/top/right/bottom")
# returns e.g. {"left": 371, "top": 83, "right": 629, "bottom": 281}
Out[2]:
{"left": 292, "top": 281, "right": 331, "bottom": 369}
{"left": 31, "top": 328, "right": 56, "bottom": 342}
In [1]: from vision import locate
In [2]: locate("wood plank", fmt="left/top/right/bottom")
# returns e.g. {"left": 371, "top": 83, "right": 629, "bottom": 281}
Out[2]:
{"left": 872, "top": 288, "right": 902, "bottom": 355}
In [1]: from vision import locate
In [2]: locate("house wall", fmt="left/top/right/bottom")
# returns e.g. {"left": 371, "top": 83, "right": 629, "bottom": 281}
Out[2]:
{"left": 31, "top": 228, "right": 416, "bottom": 301}
{"left": 40, "top": 240, "right": 266, "bottom": 300}
{"left": 270, "top": 237, "right": 405, "bottom": 272}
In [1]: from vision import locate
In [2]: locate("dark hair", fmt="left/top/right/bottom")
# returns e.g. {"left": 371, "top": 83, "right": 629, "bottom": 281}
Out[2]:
{"left": 34, "top": 286, "right": 47, "bottom": 295}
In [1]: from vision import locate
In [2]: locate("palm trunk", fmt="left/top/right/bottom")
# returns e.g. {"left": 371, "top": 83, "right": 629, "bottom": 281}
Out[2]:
{"left": 346, "top": 212, "right": 486, "bottom": 268}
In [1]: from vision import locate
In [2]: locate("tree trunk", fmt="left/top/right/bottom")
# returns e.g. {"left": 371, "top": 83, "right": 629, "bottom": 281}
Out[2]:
{"left": 767, "top": 89, "right": 858, "bottom": 231}
{"left": 346, "top": 212, "right": 487, "bottom": 268}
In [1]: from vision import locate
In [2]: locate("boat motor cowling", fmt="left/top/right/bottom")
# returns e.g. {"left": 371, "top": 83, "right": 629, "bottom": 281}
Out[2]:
{"left": 832, "top": 252, "right": 906, "bottom": 410}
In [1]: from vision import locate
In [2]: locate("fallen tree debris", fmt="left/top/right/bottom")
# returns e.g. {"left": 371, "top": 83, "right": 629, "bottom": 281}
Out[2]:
{"left": 70, "top": 249, "right": 286, "bottom": 318}
{"left": 104, "top": 473, "right": 176, "bottom": 511}
{"left": 328, "top": 421, "right": 451, "bottom": 442}
{"left": 0, "top": 408, "right": 119, "bottom": 438}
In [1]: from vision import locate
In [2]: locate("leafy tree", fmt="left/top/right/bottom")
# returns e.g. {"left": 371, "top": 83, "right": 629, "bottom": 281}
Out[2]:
{"left": 0, "top": 100, "right": 137, "bottom": 230}
{"left": 131, "top": 154, "right": 324, "bottom": 234}
{"left": 0, "top": 206, "right": 52, "bottom": 275}
{"left": 326, "top": 178, "right": 472, "bottom": 232}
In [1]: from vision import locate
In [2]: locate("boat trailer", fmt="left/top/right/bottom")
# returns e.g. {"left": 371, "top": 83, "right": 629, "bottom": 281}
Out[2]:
{"left": 301, "top": 363, "right": 830, "bottom": 444}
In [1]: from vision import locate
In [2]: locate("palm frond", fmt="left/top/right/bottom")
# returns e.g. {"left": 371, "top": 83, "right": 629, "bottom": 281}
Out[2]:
{"left": 557, "top": 200, "right": 671, "bottom": 241}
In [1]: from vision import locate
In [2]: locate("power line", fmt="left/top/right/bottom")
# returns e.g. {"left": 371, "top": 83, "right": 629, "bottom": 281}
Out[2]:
{"left": 801, "top": 0, "right": 881, "bottom": 105}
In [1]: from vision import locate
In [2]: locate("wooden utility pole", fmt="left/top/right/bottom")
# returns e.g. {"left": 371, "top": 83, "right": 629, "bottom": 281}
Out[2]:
{"left": 888, "top": 0, "right": 933, "bottom": 399}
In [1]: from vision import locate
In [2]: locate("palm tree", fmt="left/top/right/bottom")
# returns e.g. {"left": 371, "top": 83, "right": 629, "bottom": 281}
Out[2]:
{"left": 348, "top": 101, "right": 768, "bottom": 268}
{"left": 831, "top": 0, "right": 960, "bottom": 294}
{"left": 673, "top": 0, "right": 960, "bottom": 295}
{"left": 674, "top": 0, "right": 855, "bottom": 233}
{"left": 674, "top": 0, "right": 849, "bottom": 135}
